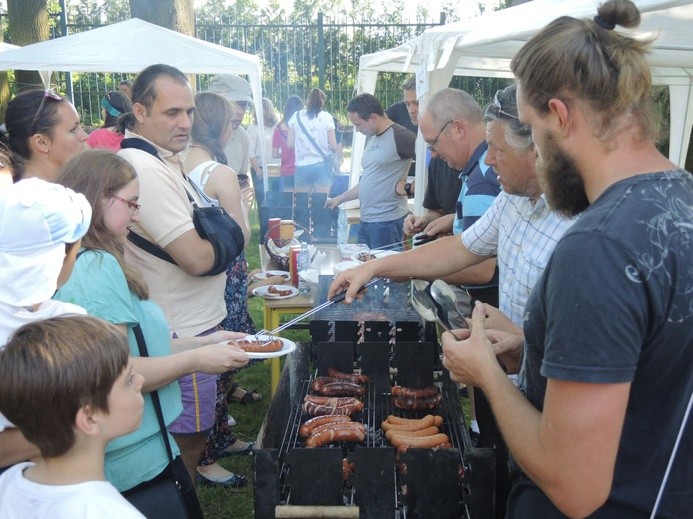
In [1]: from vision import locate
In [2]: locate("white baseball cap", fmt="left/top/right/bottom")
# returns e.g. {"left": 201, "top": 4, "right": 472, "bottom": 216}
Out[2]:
{"left": 0, "top": 178, "right": 92, "bottom": 306}
{"left": 208, "top": 74, "right": 253, "bottom": 104}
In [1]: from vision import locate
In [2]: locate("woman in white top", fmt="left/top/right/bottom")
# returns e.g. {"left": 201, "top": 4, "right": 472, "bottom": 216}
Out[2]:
{"left": 183, "top": 91, "right": 256, "bottom": 488}
{"left": 287, "top": 88, "right": 338, "bottom": 193}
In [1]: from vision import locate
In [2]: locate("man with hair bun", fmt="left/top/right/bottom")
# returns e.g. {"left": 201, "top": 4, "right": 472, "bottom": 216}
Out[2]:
{"left": 440, "top": 1, "right": 692, "bottom": 517}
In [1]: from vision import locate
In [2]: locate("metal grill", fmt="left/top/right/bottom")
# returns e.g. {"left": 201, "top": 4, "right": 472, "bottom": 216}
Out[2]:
{"left": 254, "top": 279, "right": 496, "bottom": 519}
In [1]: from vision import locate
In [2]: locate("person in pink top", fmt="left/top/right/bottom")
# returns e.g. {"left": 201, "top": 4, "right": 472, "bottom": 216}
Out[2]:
{"left": 86, "top": 91, "right": 132, "bottom": 152}
{"left": 272, "top": 95, "right": 303, "bottom": 191}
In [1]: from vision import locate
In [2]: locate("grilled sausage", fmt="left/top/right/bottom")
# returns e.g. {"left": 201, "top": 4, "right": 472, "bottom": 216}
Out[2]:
{"left": 327, "top": 367, "right": 369, "bottom": 384}
{"left": 305, "top": 424, "right": 366, "bottom": 448}
{"left": 389, "top": 433, "right": 450, "bottom": 449}
{"left": 392, "top": 393, "right": 443, "bottom": 411}
{"left": 303, "top": 395, "right": 362, "bottom": 406}
{"left": 302, "top": 400, "right": 364, "bottom": 416}
{"left": 381, "top": 414, "right": 435, "bottom": 432}
{"left": 397, "top": 442, "right": 452, "bottom": 455}
{"left": 391, "top": 385, "right": 439, "bottom": 399}
{"left": 317, "top": 382, "right": 366, "bottom": 397}
{"left": 310, "top": 376, "right": 339, "bottom": 391}
{"left": 233, "top": 338, "right": 283, "bottom": 353}
{"left": 386, "top": 414, "right": 444, "bottom": 428}
{"left": 299, "top": 415, "right": 353, "bottom": 438}
{"left": 343, "top": 457, "right": 355, "bottom": 481}
{"left": 385, "top": 426, "right": 440, "bottom": 442}
{"left": 309, "top": 421, "right": 364, "bottom": 437}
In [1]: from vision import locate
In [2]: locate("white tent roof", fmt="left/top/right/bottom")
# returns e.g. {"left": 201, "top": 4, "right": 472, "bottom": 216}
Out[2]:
{"left": 0, "top": 19, "right": 273, "bottom": 190}
{"left": 353, "top": 0, "right": 693, "bottom": 208}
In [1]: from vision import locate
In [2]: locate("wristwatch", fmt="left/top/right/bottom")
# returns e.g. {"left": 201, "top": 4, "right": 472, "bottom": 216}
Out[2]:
{"left": 404, "top": 182, "right": 414, "bottom": 199}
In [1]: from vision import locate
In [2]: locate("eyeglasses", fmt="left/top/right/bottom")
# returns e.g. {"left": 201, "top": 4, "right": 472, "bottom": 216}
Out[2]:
{"left": 492, "top": 90, "right": 520, "bottom": 120}
{"left": 111, "top": 195, "right": 141, "bottom": 212}
{"left": 426, "top": 120, "right": 454, "bottom": 152}
{"left": 31, "top": 89, "right": 62, "bottom": 135}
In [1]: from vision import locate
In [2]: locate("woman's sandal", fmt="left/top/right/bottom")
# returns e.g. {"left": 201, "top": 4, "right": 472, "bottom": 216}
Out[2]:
{"left": 218, "top": 440, "right": 255, "bottom": 458}
{"left": 195, "top": 470, "right": 247, "bottom": 488}
{"left": 227, "top": 383, "right": 262, "bottom": 404}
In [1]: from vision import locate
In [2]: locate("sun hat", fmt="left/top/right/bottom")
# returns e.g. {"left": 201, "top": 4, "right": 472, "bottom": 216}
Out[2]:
{"left": 208, "top": 74, "right": 253, "bottom": 104}
{"left": 0, "top": 178, "right": 92, "bottom": 306}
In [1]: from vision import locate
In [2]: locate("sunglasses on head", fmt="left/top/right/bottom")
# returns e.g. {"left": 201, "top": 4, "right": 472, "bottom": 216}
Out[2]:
{"left": 31, "top": 89, "right": 62, "bottom": 135}
{"left": 492, "top": 90, "right": 519, "bottom": 121}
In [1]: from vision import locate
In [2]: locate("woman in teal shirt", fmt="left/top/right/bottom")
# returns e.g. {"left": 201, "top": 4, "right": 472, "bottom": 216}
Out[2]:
{"left": 54, "top": 150, "right": 249, "bottom": 518}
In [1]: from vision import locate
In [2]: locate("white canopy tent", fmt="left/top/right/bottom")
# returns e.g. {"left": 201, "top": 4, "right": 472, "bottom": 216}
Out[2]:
{"left": 353, "top": 0, "right": 693, "bottom": 210}
{"left": 0, "top": 18, "right": 273, "bottom": 191}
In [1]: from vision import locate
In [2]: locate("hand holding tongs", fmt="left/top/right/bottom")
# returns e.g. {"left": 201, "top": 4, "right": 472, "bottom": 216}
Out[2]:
{"left": 254, "top": 278, "right": 380, "bottom": 343}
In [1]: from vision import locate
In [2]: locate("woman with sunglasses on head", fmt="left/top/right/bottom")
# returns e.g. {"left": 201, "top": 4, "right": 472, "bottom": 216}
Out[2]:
{"left": 183, "top": 91, "right": 256, "bottom": 488}
{"left": 53, "top": 149, "right": 250, "bottom": 517}
{"left": 86, "top": 90, "right": 133, "bottom": 152}
{"left": 5, "top": 89, "right": 88, "bottom": 182}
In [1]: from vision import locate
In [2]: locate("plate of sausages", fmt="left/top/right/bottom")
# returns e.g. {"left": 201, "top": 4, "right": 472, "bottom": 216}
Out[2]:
{"left": 229, "top": 335, "right": 297, "bottom": 359}
{"left": 252, "top": 284, "right": 299, "bottom": 299}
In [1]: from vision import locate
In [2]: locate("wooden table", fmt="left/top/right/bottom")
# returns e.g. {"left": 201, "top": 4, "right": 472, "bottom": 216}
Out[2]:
{"left": 258, "top": 244, "right": 343, "bottom": 394}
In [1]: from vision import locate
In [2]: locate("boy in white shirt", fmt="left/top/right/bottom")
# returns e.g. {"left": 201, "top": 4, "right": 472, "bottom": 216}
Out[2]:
{"left": 0, "top": 315, "right": 146, "bottom": 518}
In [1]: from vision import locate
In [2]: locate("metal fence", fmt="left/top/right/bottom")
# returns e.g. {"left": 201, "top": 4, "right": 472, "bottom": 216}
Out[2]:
{"left": 5, "top": 13, "right": 511, "bottom": 129}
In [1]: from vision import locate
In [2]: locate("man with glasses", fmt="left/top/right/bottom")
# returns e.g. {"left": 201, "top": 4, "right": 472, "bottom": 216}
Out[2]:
{"left": 326, "top": 93, "right": 416, "bottom": 250}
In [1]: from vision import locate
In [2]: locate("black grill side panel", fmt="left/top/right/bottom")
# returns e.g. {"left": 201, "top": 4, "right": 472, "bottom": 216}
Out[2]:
{"left": 254, "top": 449, "right": 281, "bottom": 519}
{"left": 351, "top": 447, "right": 396, "bottom": 518}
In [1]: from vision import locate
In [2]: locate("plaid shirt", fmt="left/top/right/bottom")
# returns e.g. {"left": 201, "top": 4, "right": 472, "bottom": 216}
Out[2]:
{"left": 462, "top": 192, "right": 576, "bottom": 326}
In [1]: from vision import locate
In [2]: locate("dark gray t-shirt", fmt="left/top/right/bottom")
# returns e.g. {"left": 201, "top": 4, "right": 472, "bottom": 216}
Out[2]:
{"left": 516, "top": 171, "right": 693, "bottom": 518}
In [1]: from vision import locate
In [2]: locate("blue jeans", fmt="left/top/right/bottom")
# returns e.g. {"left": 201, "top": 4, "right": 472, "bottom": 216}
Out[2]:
{"left": 280, "top": 175, "right": 295, "bottom": 191}
{"left": 358, "top": 216, "right": 406, "bottom": 250}
{"left": 295, "top": 160, "right": 331, "bottom": 190}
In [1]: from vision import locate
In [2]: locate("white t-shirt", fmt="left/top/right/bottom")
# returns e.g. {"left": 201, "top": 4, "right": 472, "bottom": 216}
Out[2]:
{"left": 0, "top": 462, "right": 145, "bottom": 519}
{"left": 287, "top": 110, "right": 334, "bottom": 166}
{"left": 0, "top": 300, "right": 87, "bottom": 431}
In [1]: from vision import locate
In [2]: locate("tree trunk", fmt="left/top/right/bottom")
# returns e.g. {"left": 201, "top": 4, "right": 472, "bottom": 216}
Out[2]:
{"left": 129, "top": 0, "right": 194, "bottom": 36}
{"left": 6, "top": 0, "right": 50, "bottom": 92}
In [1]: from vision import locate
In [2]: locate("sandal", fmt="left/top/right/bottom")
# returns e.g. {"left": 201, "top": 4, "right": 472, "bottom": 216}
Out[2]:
{"left": 195, "top": 471, "right": 247, "bottom": 488}
{"left": 227, "top": 383, "right": 262, "bottom": 404}
{"left": 218, "top": 440, "right": 255, "bottom": 458}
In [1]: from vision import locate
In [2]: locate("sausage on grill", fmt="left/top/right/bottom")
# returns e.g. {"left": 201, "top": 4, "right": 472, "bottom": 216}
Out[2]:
{"left": 391, "top": 385, "right": 439, "bottom": 399}
{"left": 317, "top": 382, "right": 366, "bottom": 397}
{"left": 389, "top": 433, "right": 450, "bottom": 449}
{"left": 381, "top": 414, "right": 435, "bottom": 432}
{"left": 304, "top": 395, "right": 361, "bottom": 407}
{"left": 305, "top": 424, "right": 366, "bottom": 448}
{"left": 299, "top": 415, "right": 352, "bottom": 438}
{"left": 386, "top": 414, "right": 444, "bottom": 428}
{"left": 385, "top": 426, "right": 440, "bottom": 441}
{"left": 302, "top": 399, "right": 364, "bottom": 416}
{"left": 327, "top": 367, "right": 369, "bottom": 384}
{"left": 392, "top": 393, "right": 443, "bottom": 411}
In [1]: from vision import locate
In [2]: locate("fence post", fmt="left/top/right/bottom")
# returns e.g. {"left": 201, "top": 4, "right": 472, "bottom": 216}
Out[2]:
{"left": 317, "top": 12, "right": 325, "bottom": 90}
{"left": 58, "top": 0, "right": 74, "bottom": 102}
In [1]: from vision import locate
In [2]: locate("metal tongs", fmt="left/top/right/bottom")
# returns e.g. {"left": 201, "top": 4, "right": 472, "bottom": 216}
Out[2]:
{"left": 410, "top": 279, "right": 467, "bottom": 339}
{"left": 254, "top": 278, "right": 380, "bottom": 344}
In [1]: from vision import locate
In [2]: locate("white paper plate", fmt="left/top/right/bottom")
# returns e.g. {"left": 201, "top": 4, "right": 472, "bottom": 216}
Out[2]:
{"left": 351, "top": 250, "right": 399, "bottom": 263}
{"left": 230, "top": 335, "right": 297, "bottom": 359}
{"left": 252, "top": 270, "right": 290, "bottom": 282}
{"left": 252, "top": 284, "right": 298, "bottom": 299}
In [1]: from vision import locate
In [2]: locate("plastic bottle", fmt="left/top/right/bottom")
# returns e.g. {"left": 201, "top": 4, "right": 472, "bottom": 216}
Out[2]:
{"left": 337, "top": 208, "right": 348, "bottom": 244}
{"left": 297, "top": 244, "right": 310, "bottom": 294}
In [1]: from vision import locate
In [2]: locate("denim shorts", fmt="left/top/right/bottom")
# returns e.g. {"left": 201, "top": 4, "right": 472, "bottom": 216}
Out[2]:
{"left": 357, "top": 216, "right": 406, "bottom": 250}
{"left": 295, "top": 160, "right": 331, "bottom": 189}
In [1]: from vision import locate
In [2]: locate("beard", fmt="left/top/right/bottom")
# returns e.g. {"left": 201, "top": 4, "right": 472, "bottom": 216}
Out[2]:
{"left": 535, "top": 131, "right": 590, "bottom": 217}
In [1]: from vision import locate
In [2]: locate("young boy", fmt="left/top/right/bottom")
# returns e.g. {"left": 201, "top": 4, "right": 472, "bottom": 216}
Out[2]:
{"left": 0, "top": 315, "right": 145, "bottom": 518}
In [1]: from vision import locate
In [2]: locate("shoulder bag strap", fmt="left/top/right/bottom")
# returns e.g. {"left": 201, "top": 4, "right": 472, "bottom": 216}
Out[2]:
{"left": 296, "top": 113, "right": 330, "bottom": 162}
{"left": 131, "top": 324, "right": 175, "bottom": 466}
